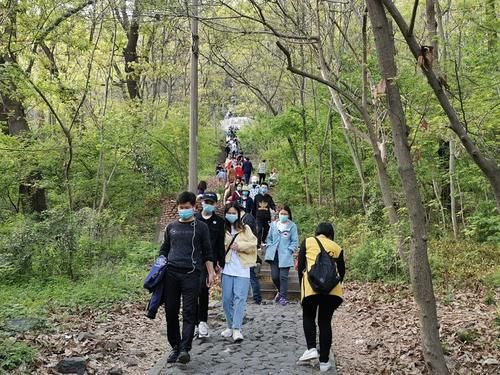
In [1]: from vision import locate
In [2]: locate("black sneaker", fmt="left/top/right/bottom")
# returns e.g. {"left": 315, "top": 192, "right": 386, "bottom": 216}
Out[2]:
{"left": 177, "top": 351, "right": 191, "bottom": 364}
{"left": 167, "top": 347, "right": 179, "bottom": 363}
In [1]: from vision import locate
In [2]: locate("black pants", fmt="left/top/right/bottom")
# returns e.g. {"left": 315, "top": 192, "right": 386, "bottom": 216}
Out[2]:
{"left": 270, "top": 251, "right": 290, "bottom": 299}
{"left": 163, "top": 268, "right": 200, "bottom": 352}
{"left": 256, "top": 218, "right": 270, "bottom": 247}
{"left": 197, "top": 267, "right": 209, "bottom": 323}
{"left": 258, "top": 173, "right": 266, "bottom": 184}
{"left": 302, "top": 295, "right": 342, "bottom": 362}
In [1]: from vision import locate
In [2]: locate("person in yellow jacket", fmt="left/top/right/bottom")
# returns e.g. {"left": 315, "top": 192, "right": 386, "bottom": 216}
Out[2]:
{"left": 220, "top": 203, "right": 258, "bottom": 343}
{"left": 296, "top": 222, "right": 345, "bottom": 373}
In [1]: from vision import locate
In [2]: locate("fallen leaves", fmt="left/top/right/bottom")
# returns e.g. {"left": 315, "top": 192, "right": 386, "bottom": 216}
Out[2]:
{"left": 334, "top": 282, "right": 499, "bottom": 374}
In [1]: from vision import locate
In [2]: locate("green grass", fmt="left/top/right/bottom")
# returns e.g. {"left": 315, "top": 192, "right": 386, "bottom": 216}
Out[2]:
{"left": 0, "top": 263, "right": 148, "bottom": 323}
{"left": 0, "top": 336, "right": 36, "bottom": 373}
{"left": 0, "top": 240, "right": 157, "bottom": 373}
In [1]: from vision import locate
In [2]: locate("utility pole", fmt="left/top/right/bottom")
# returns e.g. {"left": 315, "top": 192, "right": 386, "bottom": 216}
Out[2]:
{"left": 188, "top": 0, "right": 199, "bottom": 193}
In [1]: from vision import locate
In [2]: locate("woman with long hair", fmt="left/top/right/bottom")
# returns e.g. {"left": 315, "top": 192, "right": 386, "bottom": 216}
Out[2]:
{"left": 220, "top": 203, "right": 258, "bottom": 342}
{"left": 264, "top": 205, "right": 299, "bottom": 306}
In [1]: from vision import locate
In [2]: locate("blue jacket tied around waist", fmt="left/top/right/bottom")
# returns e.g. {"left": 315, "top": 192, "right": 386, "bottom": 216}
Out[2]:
{"left": 144, "top": 255, "right": 167, "bottom": 319}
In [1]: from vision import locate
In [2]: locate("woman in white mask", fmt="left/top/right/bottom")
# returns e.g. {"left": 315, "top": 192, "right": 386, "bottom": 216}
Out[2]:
{"left": 220, "top": 203, "right": 258, "bottom": 342}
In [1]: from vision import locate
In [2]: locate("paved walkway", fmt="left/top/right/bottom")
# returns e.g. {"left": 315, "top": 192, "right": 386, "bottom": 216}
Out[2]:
{"left": 154, "top": 301, "right": 337, "bottom": 374}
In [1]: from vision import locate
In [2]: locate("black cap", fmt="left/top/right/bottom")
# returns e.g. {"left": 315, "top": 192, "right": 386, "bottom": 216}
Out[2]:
{"left": 202, "top": 192, "right": 218, "bottom": 203}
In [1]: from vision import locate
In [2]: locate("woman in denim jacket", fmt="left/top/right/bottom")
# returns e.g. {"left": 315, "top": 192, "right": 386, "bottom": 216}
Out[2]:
{"left": 264, "top": 205, "right": 299, "bottom": 305}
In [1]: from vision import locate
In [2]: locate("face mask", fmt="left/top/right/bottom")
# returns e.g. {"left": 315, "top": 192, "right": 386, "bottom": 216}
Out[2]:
{"left": 279, "top": 214, "right": 289, "bottom": 223}
{"left": 242, "top": 191, "right": 249, "bottom": 197}
{"left": 237, "top": 186, "right": 242, "bottom": 192}
{"left": 225, "top": 213, "right": 238, "bottom": 223}
{"left": 202, "top": 203, "right": 216, "bottom": 214}
{"left": 178, "top": 208, "right": 194, "bottom": 220}
{"left": 261, "top": 187, "right": 268, "bottom": 194}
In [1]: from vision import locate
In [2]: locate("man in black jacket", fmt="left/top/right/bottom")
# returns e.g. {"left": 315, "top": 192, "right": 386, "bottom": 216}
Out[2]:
{"left": 252, "top": 182, "right": 276, "bottom": 248}
{"left": 194, "top": 192, "right": 225, "bottom": 338}
{"left": 160, "top": 192, "right": 215, "bottom": 364}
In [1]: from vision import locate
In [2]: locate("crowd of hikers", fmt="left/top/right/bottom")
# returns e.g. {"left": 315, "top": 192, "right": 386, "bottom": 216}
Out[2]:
{"left": 146, "top": 124, "right": 345, "bottom": 373}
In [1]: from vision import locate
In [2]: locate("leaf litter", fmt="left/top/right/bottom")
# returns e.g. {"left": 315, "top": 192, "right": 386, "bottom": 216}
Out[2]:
{"left": 7, "top": 282, "right": 500, "bottom": 374}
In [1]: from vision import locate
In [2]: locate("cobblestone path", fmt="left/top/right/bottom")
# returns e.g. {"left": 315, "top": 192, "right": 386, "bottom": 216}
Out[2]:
{"left": 156, "top": 301, "right": 337, "bottom": 374}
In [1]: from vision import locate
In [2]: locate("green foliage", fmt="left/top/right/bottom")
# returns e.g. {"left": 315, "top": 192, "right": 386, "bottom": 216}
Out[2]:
{"left": 0, "top": 336, "right": 35, "bottom": 372}
{"left": 428, "top": 239, "right": 500, "bottom": 287}
{"left": 484, "top": 268, "right": 500, "bottom": 289}
{"left": 347, "top": 236, "right": 408, "bottom": 283}
{"left": 0, "top": 207, "right": 144, "bottom": 280}
{"left": 464, "top": 204, "right": 500, "bottom": 244}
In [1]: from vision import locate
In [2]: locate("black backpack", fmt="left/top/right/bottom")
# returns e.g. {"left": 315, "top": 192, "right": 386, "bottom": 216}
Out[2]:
{"left": 307, "top": 237, "right": 341, "bottom": 294}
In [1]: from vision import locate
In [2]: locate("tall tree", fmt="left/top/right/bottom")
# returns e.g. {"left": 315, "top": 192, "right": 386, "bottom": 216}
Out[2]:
{"left": 383, "top": 0, "right": 500, "bottom": 211}
{"left": 366, "top": 0, "right": 448, "bottom": 373}
{"left": 115, "top": 0, "right": 141, "bottom": 100}
{"left": 0, "top": 0, "right": 47, "bottom": 213}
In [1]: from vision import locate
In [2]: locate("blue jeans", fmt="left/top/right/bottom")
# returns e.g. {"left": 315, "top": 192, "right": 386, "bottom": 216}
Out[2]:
{"left": 222, "top": 274, "right": 251, "bottom": 330}
{"left": 250, "top": 267, "right": 262, "bottom": 304}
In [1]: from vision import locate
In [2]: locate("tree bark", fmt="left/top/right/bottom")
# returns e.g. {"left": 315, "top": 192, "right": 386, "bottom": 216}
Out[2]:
{"left": 449, "top": 139, "right": 458, "bottom": 239}
{"left": 0, "top": 1, "right": 47, "bottom": 213}
{"left": 367, "top": 1, "right": 449, "bottom": 373}
{"left": 383, "top": 0, "right": 500, "bottom": 212}
{"left": 425, "top": 0, "right": 439, "bottom": 61}
{"left": 121, "top": 0, "right": 141, "bottom": 100}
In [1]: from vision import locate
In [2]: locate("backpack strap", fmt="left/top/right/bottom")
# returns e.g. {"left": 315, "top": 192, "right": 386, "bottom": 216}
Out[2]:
{"left": 225, "top": 232, "right": 240, "bottom": 256}
{"left": 314, "top": 237, "right": 327, "bottom": 254}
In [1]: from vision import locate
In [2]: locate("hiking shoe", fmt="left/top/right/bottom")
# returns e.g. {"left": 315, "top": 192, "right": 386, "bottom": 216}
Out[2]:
{"left": 299, "top": 348, "right": 319, "bottom": 361}
{"left": 232, "top": 329, "right": 244, "bottom": 342}
{"left": 221, "top": 328, "right": 233, "bottom": 338}
{"left": 198, "top": 321, "right": 209, "bottom": 338}
{"left": 278, "top": 296, "right": 288, "bottom": 306}
{"left": 177, "top": 351, "right": 190, "bottom": 364}
{"left": 274, "top": 292, "right": 281, "bottom": 303}
{"left": 320, "top": 361, "right": 332, "bottom": 372}
{"left": 166, "top": 347, "right": 179, "bottom": 363}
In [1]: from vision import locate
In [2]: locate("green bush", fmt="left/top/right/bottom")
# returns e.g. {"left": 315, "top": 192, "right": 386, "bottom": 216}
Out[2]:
{"left": 347, "top": 236, "right": 408, "bottom": 282}
{"left": 428, "top": 239, "right": 500, "bottom": 287}
{"left": 0, "top": 207, "right": 148, "bottom": 281}
{"left": 0, "top": 337, "right": 35, "bottom": 372}
{"left": 464, "top": 205, "right": 500, "bottom": 244}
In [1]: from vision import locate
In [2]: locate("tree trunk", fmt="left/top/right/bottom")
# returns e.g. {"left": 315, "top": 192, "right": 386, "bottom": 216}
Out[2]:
{"left": 123, "top": 1, "right": 141, "bottom": 100}
{"left": 367, "top": 1, "right": 449, "bottom": 373}
{"left": 425, "top": 0, "right": 439, "bottom": 61}
{"left": 328, "top": 112, "right": 336, "bottom": 213}
{"left": 383, "top": 0, "right": 500, "bottom": 212}
{"left": 0, "top": 1, "right": 47, "bottom": 213}
{"left": 486, "top": 0, "right": 497, "bottom": 52}
{"left": 449, "top": 139, "right": 458, "bottom": 239}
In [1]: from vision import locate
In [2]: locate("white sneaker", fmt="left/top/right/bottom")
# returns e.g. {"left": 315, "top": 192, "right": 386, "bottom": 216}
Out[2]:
{"left": 232, "top": 329, "right": 244, "bottom": 342}
{"left": 220, "top": 328, "right": 233, "bottom": 338}
{"left": 198, "top": 321, "right": 209, "bottom": 338}
{"left": 320, "top": 361, "right": 332, "bottom": 372}
{"left": 299, "top": 348, "right": 319, "bottom": 361}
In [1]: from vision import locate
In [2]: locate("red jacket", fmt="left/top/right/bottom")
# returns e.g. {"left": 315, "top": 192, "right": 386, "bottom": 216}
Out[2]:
{"left": 235, "top": 165, "right": 243, "bottom": 178}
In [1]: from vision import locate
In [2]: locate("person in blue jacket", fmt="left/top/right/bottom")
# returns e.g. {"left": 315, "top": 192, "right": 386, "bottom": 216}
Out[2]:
{"left": 264, "top": 205, "right": 298, "bottom": 306}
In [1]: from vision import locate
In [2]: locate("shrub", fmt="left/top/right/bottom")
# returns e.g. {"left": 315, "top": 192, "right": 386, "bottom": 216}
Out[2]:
{"left": 0, "top": 206, "right": 148, "bottom": 281}
{"left": 0, "top": 337, "right": 35, "bottom": 372}
{"left": 347, "top": 236, "right": 408, "bottom": 282}
{"left": 464, "top": 204, "right": 500, "bottom": 244}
